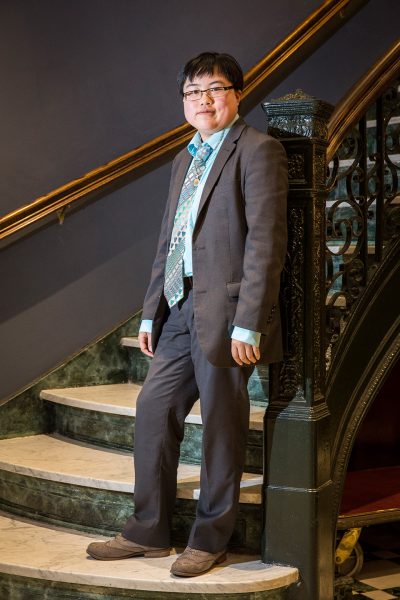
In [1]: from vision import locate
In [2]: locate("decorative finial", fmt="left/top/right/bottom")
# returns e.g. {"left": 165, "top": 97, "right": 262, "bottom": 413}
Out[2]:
{"left": 272, "top": 89, "right": 316, "bottom": 102}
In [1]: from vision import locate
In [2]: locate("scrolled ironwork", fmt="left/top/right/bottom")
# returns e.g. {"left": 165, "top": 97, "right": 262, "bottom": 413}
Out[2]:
{"left": 381, "top": 82, "right": 400, "bottom": 241}
{"left": 325, "top": 78, "right": 400, "bottom": 366}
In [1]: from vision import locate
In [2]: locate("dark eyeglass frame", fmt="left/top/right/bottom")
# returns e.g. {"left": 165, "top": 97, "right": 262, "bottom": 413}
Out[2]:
{"left": 182, "top": 86, "right": 234, "bottom": 101}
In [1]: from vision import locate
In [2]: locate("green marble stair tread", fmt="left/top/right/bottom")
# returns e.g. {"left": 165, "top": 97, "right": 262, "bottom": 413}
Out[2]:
{"left": 40, "top": 383, "right": 265, "bottom": 431}
{"left": 0, "top": 434, "right": 262, "bottom": 504}
{"left": 0, "top": 512, "right": 298, "bottom": 596}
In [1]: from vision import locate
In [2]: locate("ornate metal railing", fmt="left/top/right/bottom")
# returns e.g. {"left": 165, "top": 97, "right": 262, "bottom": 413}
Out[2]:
{"left": 261, "top": 41, "right": 400, "bottom": 599}
{"left": 325, "top": 76, "right": 400, "bottom": 367}
{"left": 0, "top": 0, "right": 366, "bottom": 241}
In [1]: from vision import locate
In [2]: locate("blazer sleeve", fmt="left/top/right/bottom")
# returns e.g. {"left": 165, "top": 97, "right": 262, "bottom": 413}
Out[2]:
{"left": 141, "top": 154, "right": 180, "bottom": 321}
{"left": 141, "top": 195, "right": 169, "bottom": 320}
{"left": 232, "top": 134, "right": 288, "bottom": 333}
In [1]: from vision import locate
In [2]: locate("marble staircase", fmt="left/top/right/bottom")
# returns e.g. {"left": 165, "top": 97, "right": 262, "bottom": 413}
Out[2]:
{"left": 42, "top": 382, "right": 266, "bottom": 472}
{"left": 0, "top": 335, "right": 298, "bottom": 599}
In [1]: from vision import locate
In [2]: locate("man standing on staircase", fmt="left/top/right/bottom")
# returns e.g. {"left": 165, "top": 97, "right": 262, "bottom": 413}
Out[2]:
{"left": 87, "top": 51, "right": 288, "bottom": 577}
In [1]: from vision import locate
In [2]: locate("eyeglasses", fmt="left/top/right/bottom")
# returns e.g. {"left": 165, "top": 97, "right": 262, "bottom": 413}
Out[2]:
{"left": 182, "top": 86, "right": 234, "bottom": 101}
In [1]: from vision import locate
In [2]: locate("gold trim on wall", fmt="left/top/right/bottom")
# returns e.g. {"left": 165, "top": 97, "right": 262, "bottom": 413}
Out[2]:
{"left": 0, "top": 0, "right": 365, "bottom": 240}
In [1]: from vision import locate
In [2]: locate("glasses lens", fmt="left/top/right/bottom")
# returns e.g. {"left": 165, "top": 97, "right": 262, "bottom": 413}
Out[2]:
{"left": 185, "top": 90, "right": 201, "bottom": 101}
{"left": 184, "top": 87, "right": 232, "bottom": 101}
{"left": 209, "top": 88, "right": 224, "bottom": 98}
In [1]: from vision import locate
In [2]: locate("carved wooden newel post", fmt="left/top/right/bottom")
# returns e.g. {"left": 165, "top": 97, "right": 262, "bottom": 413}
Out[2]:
{"left": 262, "top": 92, "right": 334, "bottom": 600}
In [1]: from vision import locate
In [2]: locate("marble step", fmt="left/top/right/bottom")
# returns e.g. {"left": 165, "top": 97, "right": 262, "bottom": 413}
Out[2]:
{"left": 0, "top": 512, "right": 298, "bottom": 600}
{"left": 42, "top": 383, "right": 264, "bottom": 472}
{"left": 121, "top": 336, "right": 140, "bottom": 348}
{"left": 121, "top": 336, "right": 270, "bottom": 407}
{"left": 0, "top": 434, "right": 263, "bottom": 552}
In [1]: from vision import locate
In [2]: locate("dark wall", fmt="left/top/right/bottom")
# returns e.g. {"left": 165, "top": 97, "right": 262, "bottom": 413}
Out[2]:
{"left": 0, "top": 0, "right": 322, "bottom": 215}
{"left": 247, "top": 0, "right": 400, "bottom": 130}
{"left": 1, "top": 0, "right": 399, "bottom": 401}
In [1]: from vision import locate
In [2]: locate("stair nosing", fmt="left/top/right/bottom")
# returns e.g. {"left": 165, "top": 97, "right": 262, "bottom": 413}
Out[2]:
{"left": 120, "top": 336, "right": 140, "bottom": 348}
{"left": 0, "top": 512, "right": 298, "bottom": 594}
{"left": 0, "top": 434, "right": 262, "bottom": 503}
{"left": 41, "top": 383, "right": 264, "bottom": 430}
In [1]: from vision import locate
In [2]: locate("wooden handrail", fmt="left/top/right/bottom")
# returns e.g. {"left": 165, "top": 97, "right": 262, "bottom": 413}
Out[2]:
{"left": 0, "top": 0, "right": 365, "bottom": 241}
{"left": 327, "top": 40, "right": 400, "bottom": 161}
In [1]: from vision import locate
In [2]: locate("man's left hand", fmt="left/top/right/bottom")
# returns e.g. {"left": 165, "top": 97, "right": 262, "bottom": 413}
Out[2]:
{"left": 231, "top": 340, "right": 260, "bottom": 366}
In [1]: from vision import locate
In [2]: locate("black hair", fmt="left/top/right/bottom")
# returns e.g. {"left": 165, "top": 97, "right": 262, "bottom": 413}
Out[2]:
{"left": 177, "top": 52, "right": 244, "bottom": 96}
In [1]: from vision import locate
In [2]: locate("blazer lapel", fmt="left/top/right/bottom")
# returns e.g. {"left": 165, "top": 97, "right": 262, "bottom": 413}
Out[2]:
{"left": 194, "top": 120, "right": 247, "bottom": 233}
{"left": 167, "top": 150, "right": 192, "bottom": 241}
{"left": 167, "top": 119, "right": 247, "bottom": 241}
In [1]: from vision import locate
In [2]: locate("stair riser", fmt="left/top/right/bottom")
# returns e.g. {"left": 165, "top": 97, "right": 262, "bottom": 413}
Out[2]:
{"left": 0, "top": 573, "right": 290, "bottom": 600}
{"left": 129, "top": 348, "right": 270, "bottom": 407}
{"left": 46, "top": 403, "right": 263, "bottom": 473}
{"left": 0, "top": 470, "right": 261, "bottom": 554}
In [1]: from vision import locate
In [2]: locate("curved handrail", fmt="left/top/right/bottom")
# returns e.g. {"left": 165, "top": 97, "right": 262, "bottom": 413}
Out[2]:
{"left": 0, "top": 0, "right": 364, "bottom": 241}
{"left": 327, "top": 39, "right": 400, "bottom": 161}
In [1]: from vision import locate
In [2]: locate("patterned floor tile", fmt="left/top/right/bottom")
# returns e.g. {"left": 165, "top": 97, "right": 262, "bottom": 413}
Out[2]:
{"left": 346, "top": 523, "right": 400, "bottom": 599}
{"left": 384, "top": 588, "right": 400, "bottom": 597}
{"left": 352, "top": 581, "right": 376, "bottom": 593}
{"left": 360, "top": 591, "right": 397, "bottom": 599}
{"left": 360, "top": 572, "right": 400, "bottom": 590}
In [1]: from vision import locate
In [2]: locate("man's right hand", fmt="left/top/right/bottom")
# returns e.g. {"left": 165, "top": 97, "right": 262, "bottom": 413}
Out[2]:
{"left": 138, "top": 331, "right": 154, "bottom": 357}
{"left": 231, "top": 339, "right": 260, "bottom": 366}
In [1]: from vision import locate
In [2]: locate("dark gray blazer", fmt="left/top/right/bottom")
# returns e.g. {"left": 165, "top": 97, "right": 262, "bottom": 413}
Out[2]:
{"left": 142, "top": 118, "right": 288, "bottom": 367}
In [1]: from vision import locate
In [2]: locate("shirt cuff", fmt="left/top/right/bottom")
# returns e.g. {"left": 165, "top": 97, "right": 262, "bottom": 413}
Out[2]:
{"left": 139, "top": 319, "right": 153, "bottom": 334}
{"left": 231, "top": 326, "right": 261, "bottom": 347}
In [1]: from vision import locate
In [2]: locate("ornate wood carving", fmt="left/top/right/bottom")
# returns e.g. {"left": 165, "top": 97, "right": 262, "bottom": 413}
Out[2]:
{"left": 279, "top": 206, "right": 305, "bottom": 399}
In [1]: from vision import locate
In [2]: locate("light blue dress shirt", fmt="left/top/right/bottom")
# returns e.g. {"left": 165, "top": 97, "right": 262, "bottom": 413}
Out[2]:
{"left": 140, "top": 114, "right": 261, "bottom": 347}
{"left": 183, "top": 121, "right": 234, "bottom": 276}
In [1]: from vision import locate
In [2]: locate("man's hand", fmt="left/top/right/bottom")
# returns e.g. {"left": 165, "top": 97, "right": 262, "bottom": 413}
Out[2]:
{"left": 139, "top": 331, "right": 154, "bottom": 358}
{"left": 231, "top": 339, "right": 260, "bottom": 366}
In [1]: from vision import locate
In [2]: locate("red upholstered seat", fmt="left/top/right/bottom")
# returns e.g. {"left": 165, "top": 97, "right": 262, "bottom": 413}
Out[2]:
{"left": 340, "top": 466, "right": 400, "bottom": 516}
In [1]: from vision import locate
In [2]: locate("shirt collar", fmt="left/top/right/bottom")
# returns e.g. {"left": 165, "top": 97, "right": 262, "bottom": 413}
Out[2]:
{"left": 188, "top": 114, "right": 240, "bottom": 158}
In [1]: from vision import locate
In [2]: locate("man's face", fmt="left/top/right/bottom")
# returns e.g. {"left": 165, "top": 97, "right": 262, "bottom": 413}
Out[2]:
{"left": 182, "top": 70, "right": 241, "bottom": 140}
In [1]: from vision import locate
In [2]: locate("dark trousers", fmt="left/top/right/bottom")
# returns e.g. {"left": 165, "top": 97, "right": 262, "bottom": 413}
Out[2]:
{"left": 122, "top": 287, "right": 253, "bottom": 553}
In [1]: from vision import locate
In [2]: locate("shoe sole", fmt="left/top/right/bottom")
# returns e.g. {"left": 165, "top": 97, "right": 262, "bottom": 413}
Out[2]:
{"left": 87, "top": 548, "right": 171, "bottom": 560}
{"left": 170, "top": 552, "right": 227, "bottom": 577}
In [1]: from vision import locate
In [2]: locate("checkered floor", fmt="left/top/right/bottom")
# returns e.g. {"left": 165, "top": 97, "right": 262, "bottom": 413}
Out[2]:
{"left": 350, "top": 522, "right": 400, "bottom": 599}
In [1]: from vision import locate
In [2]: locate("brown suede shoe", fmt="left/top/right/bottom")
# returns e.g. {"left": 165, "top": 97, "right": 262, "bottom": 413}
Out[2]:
{"left": 86, "top": 534, "right": 170, "bottom": 560}
{"left": 170, "top": 546, "right": 227, "bottom": 577}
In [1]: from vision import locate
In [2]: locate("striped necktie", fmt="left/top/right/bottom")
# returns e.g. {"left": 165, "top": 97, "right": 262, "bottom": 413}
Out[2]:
{"left": 164, "top": 142, "right": 213, "bottom": 307}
